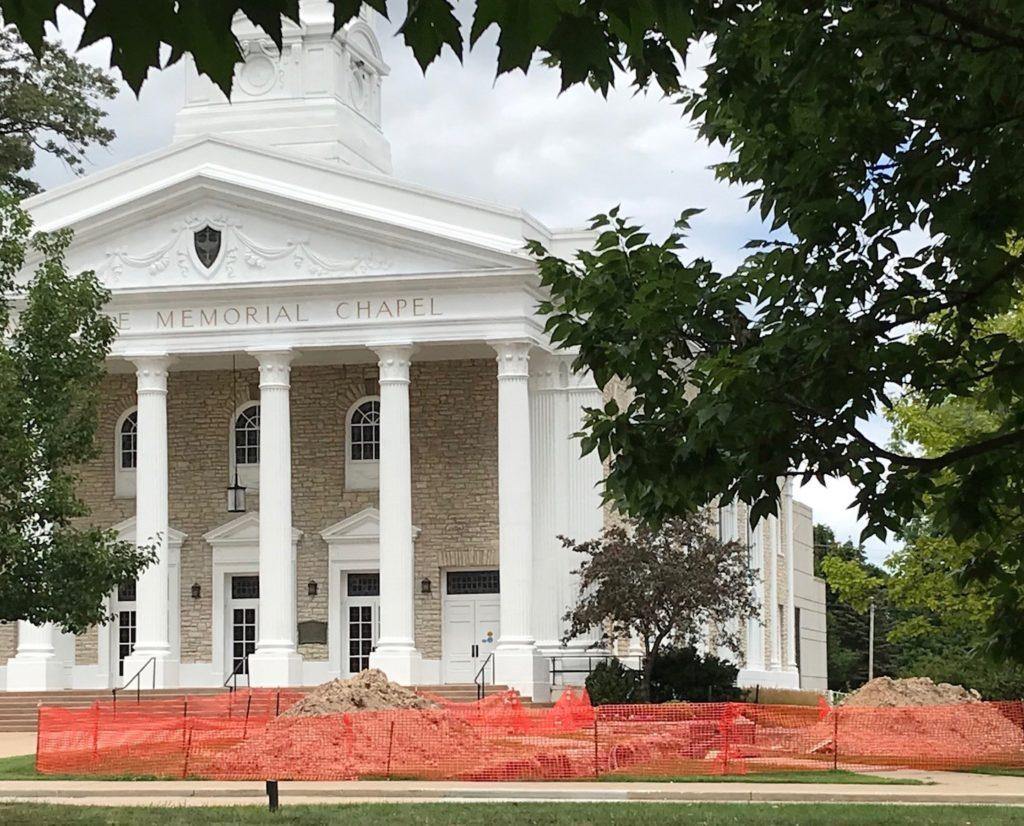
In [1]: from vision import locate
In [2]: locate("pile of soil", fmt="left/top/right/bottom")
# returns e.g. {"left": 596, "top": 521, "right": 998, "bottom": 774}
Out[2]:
{"left": 842, "top": 676, "right": 981, "bottom": 708}
{"left": 280, "top": 669, "right": 437, "bottom": 717}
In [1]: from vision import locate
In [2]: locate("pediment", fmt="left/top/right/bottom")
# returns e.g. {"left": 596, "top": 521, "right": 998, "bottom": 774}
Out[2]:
{"left": 320, "top": 506, "right": 420, "bottom": 544}
{"left": 21, "top": 138, "right": 546, "bottom": 294}
{"left": 112, "top": 516, "right": 187, "bottom": 547}
{"left": 203, "top": 511, "right": 302, "bottom": 546}
{"left": 53, "top": 195, "right": 523, "bottom": 292}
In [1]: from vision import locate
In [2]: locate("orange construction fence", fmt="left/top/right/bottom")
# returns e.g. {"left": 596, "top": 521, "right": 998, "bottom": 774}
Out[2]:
{"left": 35, "top": 689, "right": 1024, "bottom": 780}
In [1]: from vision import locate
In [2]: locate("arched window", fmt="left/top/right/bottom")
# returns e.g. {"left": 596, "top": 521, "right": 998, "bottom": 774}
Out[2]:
{"left": 350, "top": 399, "right": 380, "bottom": 461}
{"left": 234, "top": 404, "right": 260, "bottom": 466}
{"left": 114, "top": 408, "right": 138, "bottom": 498}
{"left": 345, "top": 397, "right": 380, "bottom": 490}
{"left": 119, "top": 411, "right": 138, "bottom": 469}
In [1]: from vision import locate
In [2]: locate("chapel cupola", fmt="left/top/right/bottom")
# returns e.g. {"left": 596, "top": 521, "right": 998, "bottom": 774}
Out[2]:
{"left": 173, "top": 1, "right": 392, "bottom": 174}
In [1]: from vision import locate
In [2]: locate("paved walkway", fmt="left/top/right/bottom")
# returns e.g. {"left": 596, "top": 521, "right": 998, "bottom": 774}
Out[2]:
{"left": 0, "top": 732, "right": 35, "bottom": 758}
{"left": 1, "top": 771, "right": 1023, "bottom": 806}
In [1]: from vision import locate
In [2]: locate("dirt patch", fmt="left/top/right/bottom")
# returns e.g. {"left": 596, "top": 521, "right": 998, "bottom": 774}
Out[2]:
{"left": 842, "top": 676, "right": 981, "bottom": 708}
{"left": 280, "top": 669, "right": 438, "bottom": 717}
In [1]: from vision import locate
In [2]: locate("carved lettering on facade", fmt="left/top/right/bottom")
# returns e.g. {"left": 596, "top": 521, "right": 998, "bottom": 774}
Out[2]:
{"left": 122, "top": 297, "right": 442, "bottom": 331}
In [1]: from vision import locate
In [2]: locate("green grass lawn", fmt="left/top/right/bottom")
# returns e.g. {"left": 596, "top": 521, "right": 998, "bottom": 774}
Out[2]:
{"left": 0, "top": 755, "right": 161, "bottom": 782}
{"left": 0, "top": 754, "right": 916, "bottom": 785}
{"left": 969, "top": 766, "right": 1024, "bottom": 777}
{"left": 0, "top": 803, "right": 1021, "bottom": 825}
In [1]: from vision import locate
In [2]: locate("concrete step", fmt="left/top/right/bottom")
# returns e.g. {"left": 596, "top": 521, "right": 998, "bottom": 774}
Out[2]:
{"left": 0, "top": 683, "right": 533, "bottom": 731}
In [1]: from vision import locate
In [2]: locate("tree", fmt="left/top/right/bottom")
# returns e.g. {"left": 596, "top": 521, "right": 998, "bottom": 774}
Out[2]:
{"left": 1, "top": 195, "right": 155, "bottom": 631}
{"left": 814, "top": 524, "right": 901, "bottom": 691}
{"left": 561, "top": 513, "right": 756, "bottom": 702}
{"left": 0, "top": 27, "right": 116, "bottom": 196}
{"left": 0, "top": 29, "right": 152, "bottom": 631}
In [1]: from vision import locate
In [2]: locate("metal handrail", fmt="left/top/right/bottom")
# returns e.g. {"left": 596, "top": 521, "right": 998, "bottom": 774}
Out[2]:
{"left": 547, "top": 652, "right": 643, "bottom": 686}
{"left": 224, "top": 656, "right": 251, "bottom": 693}
{"left": 473, "top": 651, "right": 496, "bottom": 700}
{"left": 112, "top": 656, "right": 156, "bottom": 709}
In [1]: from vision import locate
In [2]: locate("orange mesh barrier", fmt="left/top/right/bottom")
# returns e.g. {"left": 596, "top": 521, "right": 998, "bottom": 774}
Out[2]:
{"left": 35, "top": 688, "right": 1024, "bottom": 780}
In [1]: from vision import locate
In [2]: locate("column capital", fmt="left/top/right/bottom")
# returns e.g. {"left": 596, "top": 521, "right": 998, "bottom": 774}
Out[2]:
{"left": 128, "top": 354, "right": 172, "bottom": 394}
{"left": 490, "top": 340, "right": 532, "bottom": 379}
{"left": 370, "top": 342, "right": 415, "bottom": 383}
{"left": 249, "top": 349, "right": 294, "bottom": 389}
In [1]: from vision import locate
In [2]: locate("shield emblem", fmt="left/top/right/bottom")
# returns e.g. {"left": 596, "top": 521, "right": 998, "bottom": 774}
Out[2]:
{"left": 194, "top": 226, "right": 222, "bottom": 269}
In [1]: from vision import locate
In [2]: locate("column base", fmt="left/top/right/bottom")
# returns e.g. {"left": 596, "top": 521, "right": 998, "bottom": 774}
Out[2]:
{"left": 248, "top": 649, "right": 303, "bottom": 688}
{"left": 736, "top": 667, "right": 801, "bottom": 690}
{"left": 120, "top": 653, "right": 179, "bottom": 689}
{"left": 494, "top": 645, "right": 550, "bottom": 701}
{"left": 369, "top": 647, "right": 422, "bottom": 686}
{"left": 6, "top": 655, "right": 69, "bottom": 692}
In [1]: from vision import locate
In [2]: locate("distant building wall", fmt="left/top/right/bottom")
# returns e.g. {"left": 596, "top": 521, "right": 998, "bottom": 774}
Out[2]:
{"left": 793, "top": 501, "right": 827, "bottom": 691}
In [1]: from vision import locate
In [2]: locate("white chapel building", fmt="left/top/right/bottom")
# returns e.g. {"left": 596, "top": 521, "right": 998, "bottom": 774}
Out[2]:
{"left": 0, "top": 4, "right": 827, "bottom": 699}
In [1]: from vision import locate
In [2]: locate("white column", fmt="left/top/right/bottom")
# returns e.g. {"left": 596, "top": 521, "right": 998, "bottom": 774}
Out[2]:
{"left": 562, "top": 362, "right": 606, "bottom": 654}
{"left": 247, "top": 349, "right": 302, "bottom": 687}
{"left": 121, "top": 355, "right": 177, "bottom": 688}
{"left": 783, "top": 479, "right": 799, "bottom": 675}
{"left": 367, "top": 342, "right": 421, "bottom": 684}
{"left": 745, "top": 516, "right": 766, "bottom": 674}
{"left": 6, "top": 622, "right": 70, "bottom": 691}
{"left": 530, "top": 355, "right": 563, "bottom": 654}
{"left": 766, "top": 513, "right": 782, "bottom": 671}
{"left": 491, "top": 340, "right": 547, "bottom": 699}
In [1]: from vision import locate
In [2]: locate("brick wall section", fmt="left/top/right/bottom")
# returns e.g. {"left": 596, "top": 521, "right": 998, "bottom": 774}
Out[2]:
{"left": 73, "top": 359, "right": 498, "bottom": 670}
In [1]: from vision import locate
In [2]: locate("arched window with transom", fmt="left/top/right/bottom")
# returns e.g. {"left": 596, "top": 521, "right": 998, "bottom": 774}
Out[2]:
{"left": 229, "top": 402, "right": 261, "bottom": 491}
{"left": 234, "top": 404, "right": 260, "bottom": 466}
{"left": 114, "top": 408, "right": 138, "bottom": 498}
{"left": 345, "top": 396, "right": 380, "bottom": 490}
{"left": 119, "top": 411, "right": 138, "bottom": 469}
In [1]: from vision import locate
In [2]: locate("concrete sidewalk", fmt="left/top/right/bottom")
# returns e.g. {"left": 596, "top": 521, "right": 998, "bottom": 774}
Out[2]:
{"left": 0, "top": 732, "right": 34, "bottom": 758}
{"left": 1, "top": 771, "right": 1023, "bottom": 806}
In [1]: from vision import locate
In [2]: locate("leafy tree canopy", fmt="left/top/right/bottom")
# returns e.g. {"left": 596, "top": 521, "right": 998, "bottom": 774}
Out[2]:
{"left": 0, "top": 195, "right": 155, "bottom": 631}
{"left": 562, "top": 513, "right": 756, "bottom": 701}
{"left": 0, "top": 27, "right": 152, "bottom": 631}
{"left": 0, "top": 26, "right": 115, "bottom": 196}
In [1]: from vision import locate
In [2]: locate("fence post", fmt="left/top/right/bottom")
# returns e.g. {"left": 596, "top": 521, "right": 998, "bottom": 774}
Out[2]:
{"left": 832, "top": 707, "right": 839, "bottom": 772}
{"left": 386, "top": 719, "right": 396, "bottom": 779}
{"left": 182, "top": 720, "right": 193, "bottom": 779}
{"left": 275, "top": 689, "right": 281, "bottom": 717}
{"left": 593, "top": 714, "right": 600, "bottom": 779}
{"left": 243, "top": 692, "right": 253, "bottom": 740}
{"left": 722, "top": 704, "right": 730, "bottom": 775}
{"left": 91, "top": 702, "right": 100, "bottom": 763}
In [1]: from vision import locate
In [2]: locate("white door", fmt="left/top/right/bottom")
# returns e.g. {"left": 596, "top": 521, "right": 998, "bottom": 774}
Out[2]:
{"left": 110, "top": 582, "right": 137, "bottom": 679}
{"left": 343, "top": 572, "right": 380, "bottom": 676}
{"left": 442, "top": 570, "right": 500, "bottom": 684}
{"left": 226, "top": 574, "right": 259, "bottom": 680}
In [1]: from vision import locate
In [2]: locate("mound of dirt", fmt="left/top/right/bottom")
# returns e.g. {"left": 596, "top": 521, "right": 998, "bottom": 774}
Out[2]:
{"left": 843, "top": 676, "right": 981, "bottom": 708}
{"left": 281, "top": 669, "right": 437, "bottom": 717}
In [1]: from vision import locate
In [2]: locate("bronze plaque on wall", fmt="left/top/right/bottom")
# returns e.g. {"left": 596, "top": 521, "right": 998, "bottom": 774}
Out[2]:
{"left": 297, "top": 620, "right": 328, "bottom": 645}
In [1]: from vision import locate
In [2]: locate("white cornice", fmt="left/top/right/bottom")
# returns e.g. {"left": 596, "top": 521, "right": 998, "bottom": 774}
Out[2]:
{"left": 24, "top": 136, "right": 567, "bottom": 253}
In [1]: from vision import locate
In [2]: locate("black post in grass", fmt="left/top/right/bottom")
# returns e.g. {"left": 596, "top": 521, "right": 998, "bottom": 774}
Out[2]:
{"left": 266, "top": 780, "right": 280, "bottom": 812}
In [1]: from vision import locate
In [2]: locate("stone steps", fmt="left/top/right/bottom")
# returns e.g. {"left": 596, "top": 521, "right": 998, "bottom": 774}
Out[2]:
{"left": 0, "top": 683, "right": 526, "bottom": 731}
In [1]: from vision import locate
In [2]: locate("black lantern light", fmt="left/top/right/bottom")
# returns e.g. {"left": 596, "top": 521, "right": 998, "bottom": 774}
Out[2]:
{"left": 307, "top": 580, "right": 318, "bottom": 597}
{"left": 420, "top": 577, "right": 432, "bottom": 594}
{"left": 191, "top": 582, "right": 201, "bottom": 600}
{"left": 226, "top": 354, "right": 247, "bottom": 513}
{"left": 226, "top": 467, "right": 247, "bottom": 513}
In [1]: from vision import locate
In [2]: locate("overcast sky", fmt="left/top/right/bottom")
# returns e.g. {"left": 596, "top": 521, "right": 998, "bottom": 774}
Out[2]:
{"left": 34, "top": 7, "right": 897, "bottom": 565}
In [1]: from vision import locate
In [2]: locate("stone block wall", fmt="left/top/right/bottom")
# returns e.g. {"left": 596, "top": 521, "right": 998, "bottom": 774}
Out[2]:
{"left": 73, "top": 358, "right": 498, "bottom": 672}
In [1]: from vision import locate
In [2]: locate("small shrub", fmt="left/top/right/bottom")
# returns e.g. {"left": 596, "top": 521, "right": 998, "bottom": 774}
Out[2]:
{"left": 649, "top": 646, "right": 742, "bottom": 703}
{"left": 585, "top": 658, "right": 639, "bottom": 705}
